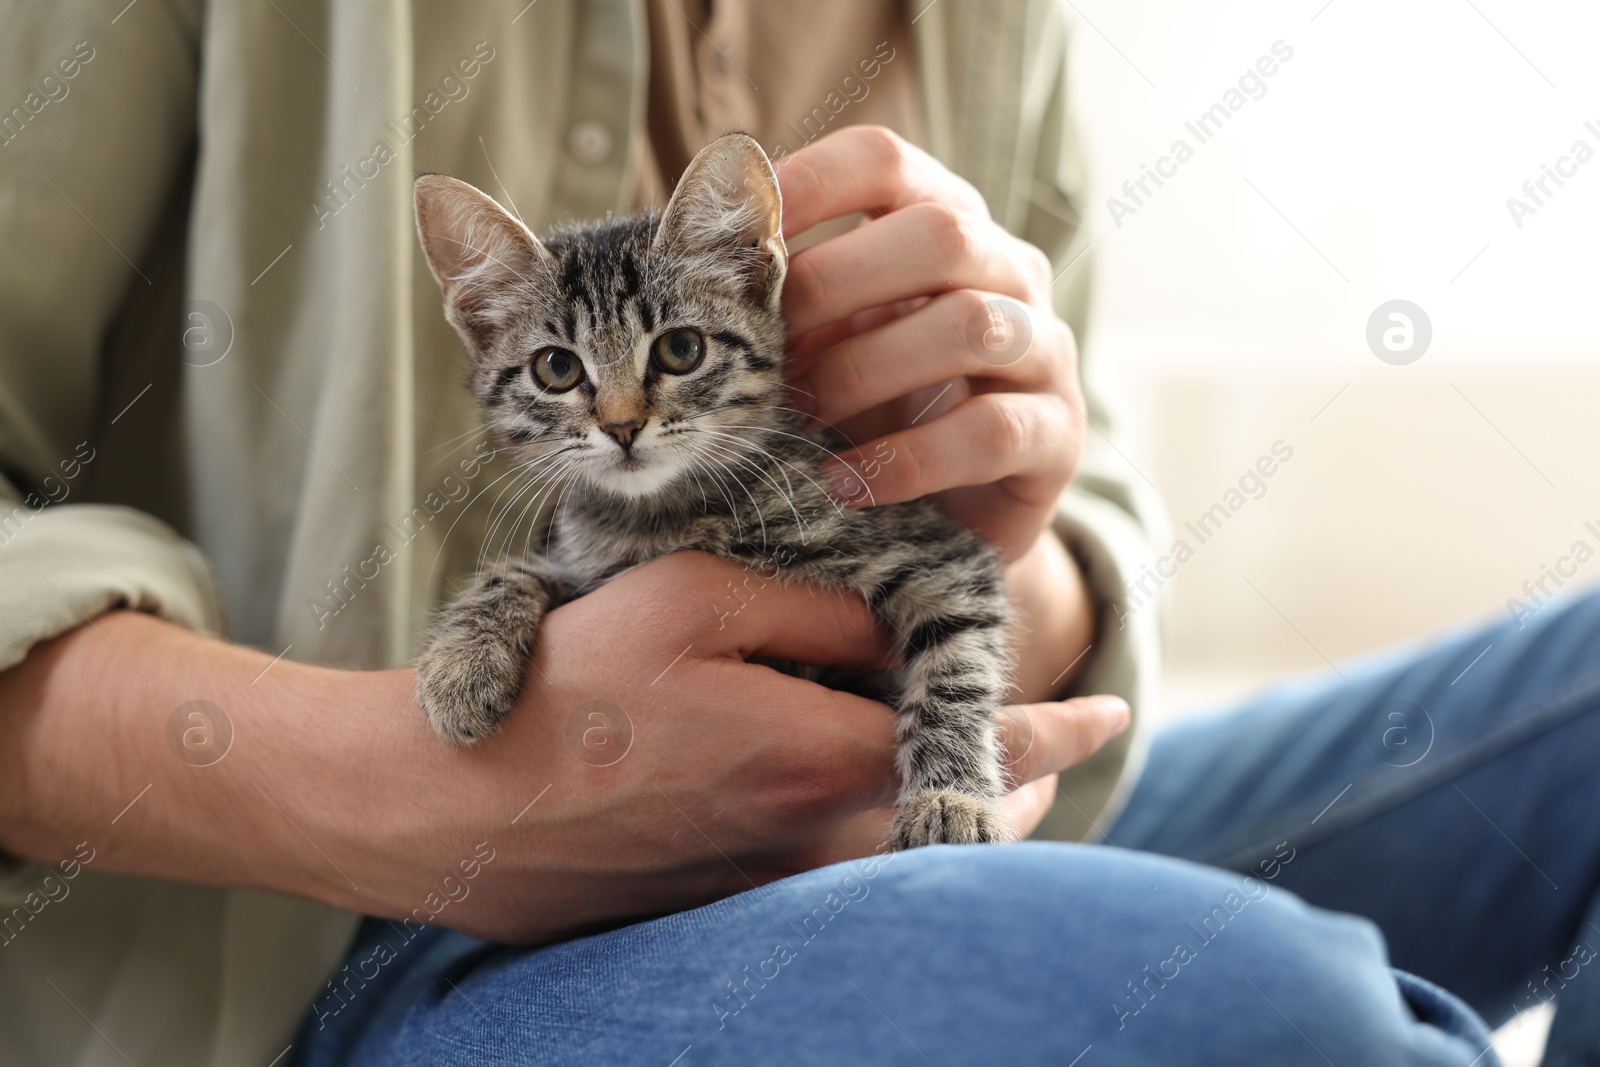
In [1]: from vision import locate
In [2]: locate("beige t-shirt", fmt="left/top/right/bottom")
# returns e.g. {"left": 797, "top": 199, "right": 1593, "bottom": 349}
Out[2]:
{"left": 638, "top": 0, "right": 922, "bottom": 236}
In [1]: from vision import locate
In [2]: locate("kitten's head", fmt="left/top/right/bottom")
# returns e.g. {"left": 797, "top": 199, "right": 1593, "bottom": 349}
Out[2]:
{"left": 414, "top": 133, "right": 789, "bottom": 500}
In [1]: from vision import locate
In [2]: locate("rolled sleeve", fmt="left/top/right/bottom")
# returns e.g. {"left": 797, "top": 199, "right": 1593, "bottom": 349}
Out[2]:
{"left": 0, "top": 497, "right": 224, "bottom": 675}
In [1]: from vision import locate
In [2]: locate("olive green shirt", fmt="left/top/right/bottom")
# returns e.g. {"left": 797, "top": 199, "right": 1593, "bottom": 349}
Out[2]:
{"left": 0, "top": 2, "right": 1163, "bottom": 1063}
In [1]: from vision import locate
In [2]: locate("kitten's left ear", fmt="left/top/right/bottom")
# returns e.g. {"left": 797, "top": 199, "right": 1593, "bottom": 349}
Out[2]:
{"left": 654, "top": 133, "right": 788, "bottom": 310}
{"left": 414, "top": 174, "right": 554, "bottom": 358}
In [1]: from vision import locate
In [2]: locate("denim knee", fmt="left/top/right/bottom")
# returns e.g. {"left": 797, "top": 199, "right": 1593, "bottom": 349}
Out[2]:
{"left": 360, "top": 844, "right": 1497, "bottom": 1066}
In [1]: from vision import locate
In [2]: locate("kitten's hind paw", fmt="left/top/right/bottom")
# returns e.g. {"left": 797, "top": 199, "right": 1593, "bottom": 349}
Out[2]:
{"left": 414, "top": 631, "right": 527, "bottom": 745}
{"left": 890, "top": 790, "right": 1009, "bottom": 849}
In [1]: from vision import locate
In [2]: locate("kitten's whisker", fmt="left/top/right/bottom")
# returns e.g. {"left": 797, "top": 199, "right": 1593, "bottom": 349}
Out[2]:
{"left": 518, "top": 466, "right": 571, "bottom": 569}
{"left": 544, "top": 463, "right": 590, "bottom": 557}
{"left": 471, "top": 456, "right": 556, "bottom": 548}
{"left": 476, "top": 448, "right": 581, "bottom": 569}
{"left": 767, "top": 403, "right": 861, "bottom": 445}
{"left": 705, "top": 425, "right": 800, "bottom": 503}
{"left": 423, "top": 422, "right": 495, "bottom": 464}
{"left": 692, "top": 434, "right": 806, "bottom": 538}
{"left": 687, "top": 427, "right": 799, "bottom": 501}
{"left": 695, "top": 439, "right": 772, "bottom": 549}
{"left": 480, "top": 471, "right": 551, "bottom": 575}
{"left": 687, "top": 452, "right": 746, "bottom": 538}
{"left": 680, "top": 454, "right": 724, "bottom": 517}
{"left": 481, "top": 450, "right": 570, "bottom": 539}
{"left": 731, "top": 422, "right": 861, "bottom": 464}
{"left": 426, "top": 445, "right": 580, "bottom": 590}
{"left": 734, "top": 424, "right": 878, "bottom": 508}
{"left": 480, "top": 453, "right": 583, "bottom": 574}
{"left": 479, "top": 467, "right": 549, "bottom": 558}
{"left": 679, "top": 456, "right": 715, "bottom": 511}
{"left": 679, "top": 405, "right": 861, "bottom": 474}
{"left": 683, "top": 426, "right": 846, "bottom": 519}
{"left": 483, "top": 462, "right": 570, "bottom": 577}
{"left": 684, "top": 400, "right": 857, "bottom": 455}
{"left": 509, "top": 457, "right": 582, "bottom": 571}
{"left": 684, "top": 452, "right": 746, "bottom": 540}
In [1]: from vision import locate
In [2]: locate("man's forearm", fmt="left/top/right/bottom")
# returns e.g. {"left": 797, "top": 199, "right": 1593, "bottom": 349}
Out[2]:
{"left": 0, "top": 612, "right": 411, "bottom": 908}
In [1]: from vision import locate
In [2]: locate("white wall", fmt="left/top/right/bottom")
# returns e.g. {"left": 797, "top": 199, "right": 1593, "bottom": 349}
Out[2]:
{"left": 1066, "top": 13, "right": 1597, "bottom": 1055}
{"left": 1068, "top": 0, "right": 1600, "bottom": 708}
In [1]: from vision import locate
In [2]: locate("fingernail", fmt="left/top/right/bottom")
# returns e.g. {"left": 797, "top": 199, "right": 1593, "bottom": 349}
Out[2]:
{"left": 1084, "top": 695, "right": 1131, "bottom": 737}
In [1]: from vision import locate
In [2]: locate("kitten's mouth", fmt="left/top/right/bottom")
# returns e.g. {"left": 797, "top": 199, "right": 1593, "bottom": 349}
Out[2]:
{"left": 584, "top": 440, "right": 683, "bottom": 498}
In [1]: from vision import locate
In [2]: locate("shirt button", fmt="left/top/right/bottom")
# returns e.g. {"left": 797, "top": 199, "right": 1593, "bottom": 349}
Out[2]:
{"left": 567, "top": 121, "right": 614, "bottom": 165}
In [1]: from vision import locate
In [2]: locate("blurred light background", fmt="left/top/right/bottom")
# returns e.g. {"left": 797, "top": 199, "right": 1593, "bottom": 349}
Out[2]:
{"left": 1074, "top": 0, "right": 1600, "bottom": 702}
{"left": 1068, "top": 6, "right": 1600, "bottom": 1062}
{"left": 1069, "top": 2, "right": 1600, "bottom": 1060}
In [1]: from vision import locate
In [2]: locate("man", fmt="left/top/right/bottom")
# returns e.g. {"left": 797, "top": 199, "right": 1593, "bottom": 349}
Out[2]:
{"left": 1, "top": 3, "right": 1593, "bottom": 1064}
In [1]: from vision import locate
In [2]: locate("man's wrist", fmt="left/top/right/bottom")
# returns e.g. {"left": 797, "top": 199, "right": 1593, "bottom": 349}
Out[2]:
{"left": 283, "top": 661, "right": 489, "bottom": 918}
{"left": 1006, "top": 529, "right": 1097, "bottom": 703}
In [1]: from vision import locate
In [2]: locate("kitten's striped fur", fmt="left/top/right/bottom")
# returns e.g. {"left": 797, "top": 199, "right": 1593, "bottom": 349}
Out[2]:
{"left": 413, "top": 134, "right": 1011, "bottom": 848}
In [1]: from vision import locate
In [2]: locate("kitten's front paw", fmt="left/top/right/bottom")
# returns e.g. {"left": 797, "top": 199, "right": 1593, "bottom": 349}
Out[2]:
{"left": 890, "top": 790, "right": 1008, "bottom": 849}
{"left": 414, "top": 629, "right": 528, "bottom": 744}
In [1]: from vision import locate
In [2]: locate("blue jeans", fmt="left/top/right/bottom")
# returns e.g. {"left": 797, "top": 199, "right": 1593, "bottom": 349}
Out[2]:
{"left": 295, "top": 590, "right": 1600, "bottom": 1066}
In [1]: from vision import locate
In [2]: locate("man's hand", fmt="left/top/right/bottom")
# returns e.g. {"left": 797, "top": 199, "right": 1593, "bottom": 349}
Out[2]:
{"left": 0, "top": 555, "right": 1127, "bottom": 947}
{"left": 351, "top": 554, "right": 1127, "bottom": 943}
{"left": 775, "top": 126, "right": 1096, "bottom": 700}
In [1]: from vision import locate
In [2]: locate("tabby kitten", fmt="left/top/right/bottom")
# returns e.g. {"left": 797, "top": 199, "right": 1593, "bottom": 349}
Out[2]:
{"left": 412, "top": 133, "right": 1012, "bottom": 848}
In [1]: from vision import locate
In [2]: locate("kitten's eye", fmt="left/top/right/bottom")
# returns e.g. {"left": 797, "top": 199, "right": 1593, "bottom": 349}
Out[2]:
{"left": 652, "top": 329, "right": 704, "bottom": 375}
{"left": 531, "top": 347, "right": 584, "bottom": 392}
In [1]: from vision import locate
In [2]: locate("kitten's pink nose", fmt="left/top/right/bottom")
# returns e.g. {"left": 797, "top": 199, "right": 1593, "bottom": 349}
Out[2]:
{"left": 602, "top": 418, "right": 645, "bottom": 450}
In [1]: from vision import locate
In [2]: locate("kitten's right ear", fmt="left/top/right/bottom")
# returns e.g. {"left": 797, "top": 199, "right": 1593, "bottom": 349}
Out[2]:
{"left": 654, "top": 133, "right": 787, "bottom": 310}
{"left": 413, "top": 174, "right": 553, "bottom": 356}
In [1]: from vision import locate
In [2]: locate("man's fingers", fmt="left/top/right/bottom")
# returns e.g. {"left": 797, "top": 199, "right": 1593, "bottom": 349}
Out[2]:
{"left": 999, "top": 774, "right": 1059, "bottom": 838}
{"left": 785, "top": 296, "right": 931, "bottom": 372}
{"left": 998, "top": 696, "right": 1131, "bottom": 787}
{"left": 787, "top": 290, "right": 1060, "bottom": 426}
{"left": 774, "top": 125, "right": 990, "bottom": 238}
{"left": 785, "top": 693, "right": 1131, "bottom": 863}
{"left": 797, "top": 764, "right": 1067, "bottom": 865}
{"left": 629, "top": 552, "right": 892, "bottom": 669}
{"left": 783, "top": 204, "right": 1050, "bottom": 336}
{"left": 707, "top": 564, "right": 894, "bottom": 669}
{"left": 777, "top": 692, "right": 1130, "bottom": 868}
{"left": 823, "top": 391, "right": 1080, "bottom": 512}
{"left": 798, "top": 771, "right": 1056, "bottom": 865}
{"left": 785, "top": 303, "right": 906, "bottom": 370}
